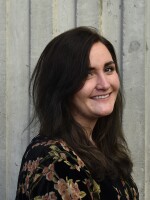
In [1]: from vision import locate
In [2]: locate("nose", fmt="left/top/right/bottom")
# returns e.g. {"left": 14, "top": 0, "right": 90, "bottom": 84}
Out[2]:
{"left": 96, "top": 73, "right": 110, "bottom": 90}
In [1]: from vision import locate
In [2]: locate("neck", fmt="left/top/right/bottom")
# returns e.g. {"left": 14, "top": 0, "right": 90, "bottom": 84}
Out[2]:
{"left": 73, "top": 115, "right": 97, "bottom": 138}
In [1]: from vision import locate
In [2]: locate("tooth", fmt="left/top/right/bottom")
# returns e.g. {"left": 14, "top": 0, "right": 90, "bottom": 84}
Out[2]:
{"left": 94, "top": 94, "right": 109, "bottom": 99}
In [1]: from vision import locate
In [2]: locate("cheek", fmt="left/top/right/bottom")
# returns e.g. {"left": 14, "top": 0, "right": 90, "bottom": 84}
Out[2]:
{"left": 75, "top": 81, "right": 94, "bottom": 99}
{"left": 113, "top": 74, "right": 120, "bottom": 91}
{"left": 116, "top": 79, "right": 120, "bottom": 91}
{"left": 73, "top": 90, "right": 87, "bottom": 104}
{"left": 71, "top": 83, "right": 93, "bottom": 110}
{"left": 70, "top": 92, "right": 86, "bottom": 116}
{"left": 71, "top": 89, "right": 86, "bottom": 107}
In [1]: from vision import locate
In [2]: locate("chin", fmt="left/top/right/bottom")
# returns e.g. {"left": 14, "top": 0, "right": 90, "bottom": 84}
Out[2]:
{"left": 96, "top": 109, "right": 114, "bottom": 117}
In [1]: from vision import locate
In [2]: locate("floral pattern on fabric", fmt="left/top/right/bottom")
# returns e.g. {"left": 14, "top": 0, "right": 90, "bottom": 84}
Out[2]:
{"left": 15, "top": 135, "right": 139, "bottom": 200}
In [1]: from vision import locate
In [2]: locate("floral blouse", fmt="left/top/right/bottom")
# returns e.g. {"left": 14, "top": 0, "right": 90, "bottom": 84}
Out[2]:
{"left": 15, "top": 135, "right": 139, "bottom": 200}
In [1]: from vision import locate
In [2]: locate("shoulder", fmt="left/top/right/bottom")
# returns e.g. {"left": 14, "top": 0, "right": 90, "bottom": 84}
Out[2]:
{"left": 21, "top": 135, "right": 93, "bottom": 183}
{"left": 16, "top": 135, "right": 100, "bottom": 199}
{"left": 22, "top": 134, "right": 84, "bottom": 169}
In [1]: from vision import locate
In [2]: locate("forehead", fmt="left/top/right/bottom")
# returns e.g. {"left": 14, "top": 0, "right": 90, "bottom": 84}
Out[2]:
{"left": 89, "top": 42, "right": 113, "bottom": 66}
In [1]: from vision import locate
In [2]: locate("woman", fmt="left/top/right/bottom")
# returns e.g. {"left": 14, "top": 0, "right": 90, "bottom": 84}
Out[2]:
{"left": 16, "top": 27, "right": 139, "bottom": 199}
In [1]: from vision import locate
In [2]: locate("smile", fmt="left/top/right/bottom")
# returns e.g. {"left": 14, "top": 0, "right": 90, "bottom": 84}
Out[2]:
{"left": 92, "top": 94, "right": 110, "bottom": 99}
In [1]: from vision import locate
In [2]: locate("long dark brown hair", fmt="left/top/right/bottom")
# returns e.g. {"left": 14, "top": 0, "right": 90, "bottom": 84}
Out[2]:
{"left": 30, "top": 26, "right": 133, "bottom": 182}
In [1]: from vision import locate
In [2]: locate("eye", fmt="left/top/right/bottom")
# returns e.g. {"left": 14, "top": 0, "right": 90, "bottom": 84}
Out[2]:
{"left": 104, "top": 65, "right": 115, "bottom": 74}
{"left": 87, "top": 68, "right": 95, "bottom": 77}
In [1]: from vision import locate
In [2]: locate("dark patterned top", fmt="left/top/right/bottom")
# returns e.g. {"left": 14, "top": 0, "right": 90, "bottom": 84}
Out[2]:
{"left": 15, "top": 135, "right": 139, "bottom": 200}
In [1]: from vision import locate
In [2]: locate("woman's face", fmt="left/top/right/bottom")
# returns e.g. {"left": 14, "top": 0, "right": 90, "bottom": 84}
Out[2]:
{"left": 71, "top": 42, "right": 120, "bottom": 127}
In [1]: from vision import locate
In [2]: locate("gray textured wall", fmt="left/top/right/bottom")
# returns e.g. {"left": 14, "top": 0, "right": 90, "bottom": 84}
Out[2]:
{"left": 0, "top": 0, "right": 149, "bottom": 199}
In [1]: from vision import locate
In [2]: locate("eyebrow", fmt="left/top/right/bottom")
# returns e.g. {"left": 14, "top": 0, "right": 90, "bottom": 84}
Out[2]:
{"left": 104, "top": 61, "right": 115, "bottom": 67}
{"left": 89, "top": 61, "right": 115, "bottom": 69}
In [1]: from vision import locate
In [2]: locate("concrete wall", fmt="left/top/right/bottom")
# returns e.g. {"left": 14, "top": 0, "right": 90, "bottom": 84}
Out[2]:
{"left": 0, "top": 0, "right": 149, "bottom": 199}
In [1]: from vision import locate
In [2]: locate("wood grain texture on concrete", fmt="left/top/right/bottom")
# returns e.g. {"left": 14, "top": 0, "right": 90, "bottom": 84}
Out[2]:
{"left": 122, "top": 1, "right": 145, "bottom": 199}
{"left": 101, "top": 0, "right": 122, "bottom": 68}
{"left": 77, "top": 0, "right": 101, "bottom": 28}
{"left": 6, "top": 0, "right": 30, "bottom": 199}
{"left": 52, "top": 0, "right": 75, "bottom": 37}
{"left": 30, "top": 0, "right": 53, "bottom": 72}
{"left": 0, "top": 1, "right": 6, "bottom": 199}
{"left": 145, "top": 0, "right": 150, "bottom": 199}
{"left": 0, "top": 0, "right": 149, "bottom": 199}
{"left": 29, "top": 0, "right": 53, "bottom": 140}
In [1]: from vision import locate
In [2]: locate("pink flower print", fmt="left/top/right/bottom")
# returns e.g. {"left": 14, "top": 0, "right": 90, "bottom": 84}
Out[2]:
{"left": 62, "top": 193, "right": 71, "bottom": 200}
{"left": 26, "top": 157, "right": 41, "bottom": 174}
{"left": 41, "top": 192, "right": 57, "bottom": 200}
{"left": 60, "top": 141, "right": 70, "bottom": 152}
{"left": 54, "top": 179, "right": 69, "bottom": 196}
{"left": 25, "top": 175, "right": 30, "bottom": 189}
{"left": 49, "top": 191, "right": 57, "bottom": 200}
{"left": 45, "top": 140, "right": 58, "bottom": 146}
{"left": 75, "top": 156, "right": 85, "bottom": 171}
{"left": 70, "top": 182, "right": 81, "bottom": 199}
{"left": 42, "top": 167, "right": 49, "bottom": 174}
{"left": 42, "top": 163, "right": 55, "bottom": 181}
{"left": 60, "top": 153, "right": 67, "bottom": 160}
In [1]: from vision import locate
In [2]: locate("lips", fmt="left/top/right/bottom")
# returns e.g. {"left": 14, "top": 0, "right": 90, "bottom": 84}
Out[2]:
{"left": 91, "top": 93, "right": 111, "bottom": 100}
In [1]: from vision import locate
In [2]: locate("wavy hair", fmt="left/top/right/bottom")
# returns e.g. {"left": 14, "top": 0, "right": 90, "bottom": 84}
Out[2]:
{"left": 30, "top": 26, "right": 133, "bottom": 182}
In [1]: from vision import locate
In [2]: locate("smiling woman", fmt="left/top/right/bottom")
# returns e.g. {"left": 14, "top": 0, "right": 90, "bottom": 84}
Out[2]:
{"left": 15, "top": 27, "right": 139, "bottom": 200}
{"left": 71, "top": 42, "right": 120, "bottom": 134}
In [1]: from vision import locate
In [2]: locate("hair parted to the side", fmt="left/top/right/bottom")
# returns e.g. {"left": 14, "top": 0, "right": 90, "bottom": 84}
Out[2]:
{"left": 30, "top": 26, "right": 133, "bottom": 182}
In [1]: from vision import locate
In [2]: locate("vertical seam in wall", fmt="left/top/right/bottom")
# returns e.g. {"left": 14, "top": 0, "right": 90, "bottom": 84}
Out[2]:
{"left": 5, "top": 0, "right": 9, "bottom": 198}
{"left": 5, "top": 1, "right": 8, "bottom": 199}
{"left": 99, "top": 0, "right": 103, "bottom": 33}
{"left": 4, "top": 1, "right": 6, "bottom": 198}
{"left": 120, "top": 0, "right": 124, "bottom": 86}
{"left": 144, "top": 0, "right": 146, "bottom": 197}
{"left": 52, "top": 0, "right": 58, "bottom": 38}
{"left": 74, "top": 0, "right": 77, "bottom": 27}
{"left": 28, "top": 0, "right": 31, "bottom": 143}
{"left": 145, "top": 0, "right": 150, "bottom": 198}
